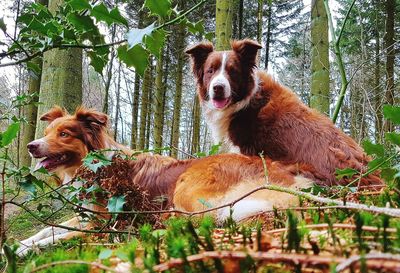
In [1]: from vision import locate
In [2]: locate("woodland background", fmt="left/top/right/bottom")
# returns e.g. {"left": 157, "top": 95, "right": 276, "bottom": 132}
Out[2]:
{"left": 0, "top": 0, "right": 398, "bottom": 164}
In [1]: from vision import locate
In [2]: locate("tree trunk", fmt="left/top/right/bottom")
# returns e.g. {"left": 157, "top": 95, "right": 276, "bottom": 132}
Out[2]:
{"left": 145, "top": 89, "right": 152, "bottom": 150}
{"left": 35, "top": 0, "right": 82, "bottom": 141}
{"left": 113, "top": 62, "right": 122, "bottom": 141}
{"left": 191, "top": 96, "right": 201, "bottom": 155}
{"left": 384, "top": 0, "right": 395, "bottom": 132}
{"left": 374, "top": 0, "right": 382, "bottom": 142}
{"left": 131, "top": 73, "right": 141, "bottom": 149}
{"left": 138, "top": 65, "right": 153, "bottom": 150}
{"left": 153, "top": 47, "right": 165, "bottom": 152}
{"left": 170, "top": 18, "right": 186, "bottom": 158}
{"left": 257, "top": 0, "right": 263, "bottom": 44}
{"left": 215, "top": 0, "right": 233, "bottom": 50}
{"left": 102, "top": 25, "right": 116, "bottom": 114}
{"left": 264, "top": 0, "right": 272, "bottom": 70}
{"left": 310, "top": 0, "right": 330, "bottom": 115}
{"left": 238, "top": 0, "right": 244, "bottom": 39}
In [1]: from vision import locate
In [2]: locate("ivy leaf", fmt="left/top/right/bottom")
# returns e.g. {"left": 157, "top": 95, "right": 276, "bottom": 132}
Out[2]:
{"left": 385, "top": 132, "right": 400, "bottom": 146}
{"left": 19, "top": 181, "right": 37, "bottom": 196}
{"left": 335, "top": 168, "right": 358, "bottom": 180}
{"left": 383, "top": 105, "right": 400, "bottom": 125}
{"left": 144, "top": 29, "right": 166, "bottom": 58}
{"left": 126, "top": 22, "right": 156, "bottom": 49}
{"left": 107, "top": 195, "right": 126, "bottom": 213}
{"left": 144, "top": 0, "right": 171, "bottom": 18}
{"left": 82, "top": 151, "right": 112, "bottom": 172}
{"left": 67, "top": 0, "right": 91, "bottom": 11}
{"left": 362, "top": 140, "right": 384, "bottom": 157}
{"left": 91, "top": 4, "right": 128, "bottom": 27}
{"left": 98, "top": 249, "right": 113, "bottom": 259}
{"left": 1, "top": 122, "right": 20, "bottom": 147}
{"left": 117, "top": 44, "right": 149, "bottom": 77}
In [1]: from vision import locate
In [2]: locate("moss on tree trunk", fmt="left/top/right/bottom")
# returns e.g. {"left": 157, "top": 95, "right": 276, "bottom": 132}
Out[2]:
{"left": 215, "top": 0, "right": 233, "bottom": 50}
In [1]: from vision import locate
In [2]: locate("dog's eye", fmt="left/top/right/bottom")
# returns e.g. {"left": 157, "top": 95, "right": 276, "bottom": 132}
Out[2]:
{"left": 207, "top": 68, "right": 214, "bottom": 74}
{"left": 60, "top": 132, "right": 69, "bottom": 138}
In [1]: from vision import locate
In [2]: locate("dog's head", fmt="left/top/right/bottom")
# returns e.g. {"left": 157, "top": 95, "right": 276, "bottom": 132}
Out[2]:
{"left": 186, "top": 39, "right": 262, "bottom": 110}
{"left": 27, "top": 106, "right": 109, "bottom": 175}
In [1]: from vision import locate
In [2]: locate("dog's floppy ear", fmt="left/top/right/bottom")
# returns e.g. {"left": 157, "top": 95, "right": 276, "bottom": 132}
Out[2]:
{"left": 75, "top": 107, "right": 108, "bottom": 127}
{"left": 40, "top": 106, "right": 67, "bottom": 123}
{"left": 75, "top": 107, "right": 109, "bottom": 150}
{"left": 231, "top": 39, "right": 262, "bottom": 67}
{"left": 185, "top": 42, "right": 214, "bottom": 79}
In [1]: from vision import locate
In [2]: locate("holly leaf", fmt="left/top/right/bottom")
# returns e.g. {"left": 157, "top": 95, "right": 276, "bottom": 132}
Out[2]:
{"left": 67, "top": 0, "right": 91, "bottom": 11}
{"left": 107, "top": 195, "right": 126, "bottom": 213}
{"left": 66, "top": 13, "right": 97, "bottom": 33}
{"left": 126, "top": 22, "right": 156, "bottom": 49}
{"left": 144, "top": 0, "right": 171, "bottom": 18}
{"left": 385, "top": 132, "right": 400, "bottom": 146}
{"left": 82, "top": 151, "right": 112, "bottom": 172}
{"left": 117, "top": 44, "right": 149, "bottom": 77}
{"left": 19, "top": 181, "right": 36, "bottom": 196}
{"left": 144, "top": 29, "right": 166, "bottom": 58}
{"left": 335, "top": 168, "right": 358, "bottom": 180}
{"left": 98, "top": 249, "right": 113, "bottom": 259}
{"left": 88, "top": 50, "right": 108, "bottom": 74}
{"left": 91, "top": 4, "right": 128, "bottom": 27}
{"left": 1, "top": 122, "right": 20, "bottom": 147}
{"left": 362, "top": 140, "right": 384, "bottom": 157}
{"left": 383, "top": 105, "right": 400, "bottom": 125}
{"left": 0, "top": 17, "right": 6, "bottom": 32}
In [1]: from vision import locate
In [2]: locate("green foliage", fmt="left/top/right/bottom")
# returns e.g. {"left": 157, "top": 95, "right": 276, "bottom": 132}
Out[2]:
{"left": 383, "top": 105, "right": 400, "bottom": 125}
{"left": 82, "top": 151, "right": 112, "bottom": 172}
{"left": 144, "top": 0, "right": 172, "bottom": 18}
{"left": 106, "top": 195, "right": 126, "bottom": 213}
{"left": 0, "top": 122, "right": 20, "bottom": 147}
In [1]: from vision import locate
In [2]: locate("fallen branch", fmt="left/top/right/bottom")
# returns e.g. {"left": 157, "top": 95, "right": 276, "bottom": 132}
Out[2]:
{"left": 336, "top": 253, "right": 400, "bottom": 272}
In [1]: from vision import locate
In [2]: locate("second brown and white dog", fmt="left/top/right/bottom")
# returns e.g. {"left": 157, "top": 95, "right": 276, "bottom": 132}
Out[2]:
{"left": 18, "top": 106, "right": 314, "bottom": 256}
{"left": 186, "top": 39, "right": 383, "bottom": 186}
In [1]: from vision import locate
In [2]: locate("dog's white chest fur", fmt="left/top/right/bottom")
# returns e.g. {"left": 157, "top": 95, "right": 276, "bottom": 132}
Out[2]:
{"left": 203, "top": 106, "right": 241, "bottom": 153}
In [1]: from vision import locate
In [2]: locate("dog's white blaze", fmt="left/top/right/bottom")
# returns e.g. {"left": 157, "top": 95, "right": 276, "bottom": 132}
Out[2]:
{"left": 29, "top": 138, "right": 49, "bottom": 156}
{"left": 208, "top": 52, "right": 231, "bottom": 101}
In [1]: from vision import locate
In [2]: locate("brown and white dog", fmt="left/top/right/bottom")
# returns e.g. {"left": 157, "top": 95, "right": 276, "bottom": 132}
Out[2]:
{"left": 18, "top": 106, "right": 314, "bottom": 256}
{"left": 186, "top": 39, "right": 383, "bottom": 186}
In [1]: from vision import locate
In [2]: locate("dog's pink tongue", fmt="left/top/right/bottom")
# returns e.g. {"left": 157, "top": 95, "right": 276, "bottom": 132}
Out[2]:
{"left": 213, "top": 98, "right": 229, "bottom": 109}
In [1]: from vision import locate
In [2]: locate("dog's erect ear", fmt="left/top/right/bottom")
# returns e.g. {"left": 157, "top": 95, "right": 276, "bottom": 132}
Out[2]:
{"left": 40, "top": 106, "right": 67, "bottom": 123}
{"left": 75, "top": 107, "right": 108, "bottom": 127}
{"left": 185, "top": 42, "right": 214, "bottom": 79}
{"left": 231, "top": 39, "right": 262, "bottom": 67}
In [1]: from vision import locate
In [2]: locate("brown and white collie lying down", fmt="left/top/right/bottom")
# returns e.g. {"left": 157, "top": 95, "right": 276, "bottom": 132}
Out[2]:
{"left": 18, "top": 106, "right": 314, "bottom": 256}
{"left": 186, "top": 39, "right": 383, "bottom": 186}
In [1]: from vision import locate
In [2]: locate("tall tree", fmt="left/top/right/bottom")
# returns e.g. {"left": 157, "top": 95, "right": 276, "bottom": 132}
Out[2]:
{"left": 374, "top": 0, "right": 383, "bottom": 141}
{"left": 170, "top": 2, "right": 186, "bottom": 158}
{"left": 138, "top": 65, "right": 153, "bottom": 150}
{"left": 383, "top": 0, "right": 395, "bottom": 132}
{"left": 153, "top": 46, "right": 165, "bottom": 152}
{"left": 191, "top": 96, "right": 201, "bottom": 155}
{"left": 310, "top": 0, "right": 330, "bottom": 115}
{"left": 34, "top": 0, "right": 82, "bottom": 140}
{"left": 215, "top": 0, "right": 233, "bottom": 50}
{"left": 20, "top": 0, "right": 48, "bottom": 167}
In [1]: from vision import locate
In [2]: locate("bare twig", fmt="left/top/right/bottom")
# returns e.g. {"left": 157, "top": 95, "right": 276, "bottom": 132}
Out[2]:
{"left": 336, "top": 253, "right": 400, "bottom": 272}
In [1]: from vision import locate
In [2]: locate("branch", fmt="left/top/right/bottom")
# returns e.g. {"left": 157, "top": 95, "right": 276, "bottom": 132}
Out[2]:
{"left": 336, "top": 253, "right": 400, "bottom": 272}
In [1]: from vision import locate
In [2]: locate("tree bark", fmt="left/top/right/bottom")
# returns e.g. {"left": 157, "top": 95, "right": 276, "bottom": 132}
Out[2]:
{"left": 310, "top": 0, "right": 330, "bottom": 115}
{"left": 102, "top": 25, "right": 116, "bottom": 115}
{"left": 257, "top": 0, "right": 263, "bottom": 44}
{"left": 113, "top": 62, "right": 122, "bottom": 141}
{"left": 138, "top": 65, "right": 152, "bottom": 150}
{"left": 153, "top": 46, "right": 165, "bottom": 152}
{"left": 215, "top": 0, "right": 233, "bottom": 50}
{"left": 383, "top": 0, "right": 395, "bottom": 132}
{"left": 191, "top": 96, "right": 201, "bottom": 155}
{"left": 374, "top": 0, "right": 382, "bottom": 142}
{"left": 264, "top": 0, "right": 272, "bottom": 70}
{"left": 35, "top": 0, "right": 82, "bottom": 141}
{"left": 238, "top": 0, "right": 244, "bottom": 39}
{"left": 170, "top": 18, "right": 186, "bottom": 158}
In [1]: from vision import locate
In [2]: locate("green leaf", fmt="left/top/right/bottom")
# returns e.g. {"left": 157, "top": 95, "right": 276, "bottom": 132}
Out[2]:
{"left": 1, "top": 122, "right": 20, "bottom": 147}
{"left": 362, "top": 140, "right": 384, "bottom": 157}
{"left": 208, "top": 143, "right": 221, "bottom": 155}
{"left": 66, "top": 13, "right": 97, "bottom": 33}
{"left": 186, "top": 20, "right": 205, "bottom": 35}
{"left": 0, "top": 17, "right": 6, "bottom": 32}
{"left": 82, "top": 151, "right": 112, "bottom": 172}
{"left": 117, "top": 44, "right": 149, "bottom": 77}
{"left": 67, "top": 0, "right": 91, "bottom": 11}
{"left": 91, "top": 4, "right": 128, "bottom": 27}
{"left": 126, "top": 22, "right": 156, "bottom": 49}
{"left": 88, "top": 50, "right": 108, "bottom": 74}
{"left": 335, "top": 168, "right": 358, "bottom": 180}
{"left": 107, "top": 195, "right": 126, "bottom": 213}
{"left": 28, "top": 17, "right": 46, "bottom": 34}
{"left": 383, "top": 105, "right": 400, "bottom": 125}
{"left": 19, "top": 181, "right": 36, "bottom": 196}
{"left": 144, "top": 0, "right": 171, "bottom": 18}
{"left": 27, "top": 61, "right": 41, "bottom": 75}
{"left": 144, "top": 29, "right": 166, "bottom": 58}
{"left": 385, "top": 132, "right": 400, "bottom": 146}
{"left": 368, "top": 157, "right": 389, "bottom": 170}
{"left": 98, "top": 249, "right": 113, "bottom": 259}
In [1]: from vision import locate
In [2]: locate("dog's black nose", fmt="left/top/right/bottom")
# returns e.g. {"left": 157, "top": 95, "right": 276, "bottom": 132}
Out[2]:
{"left": 213, "top": 84, "right": 225, "bottom": 97}
{"left": 27, "top": 142, "right": 38, "bottom": 152}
